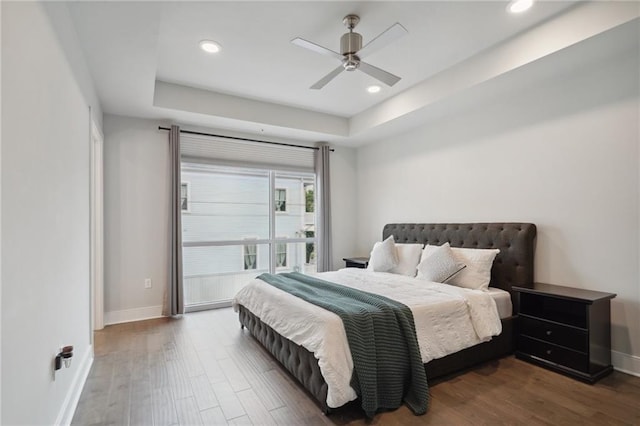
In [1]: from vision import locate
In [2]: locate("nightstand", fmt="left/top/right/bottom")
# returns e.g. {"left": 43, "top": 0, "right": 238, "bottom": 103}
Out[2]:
{"left": 513, "top": 283, "right": 616, "bottom": 383}
{"left": 343, "top": 257, "right": 369, "bottom": 269}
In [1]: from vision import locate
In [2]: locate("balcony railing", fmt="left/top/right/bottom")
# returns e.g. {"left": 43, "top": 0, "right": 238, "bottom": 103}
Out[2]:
{"left": 184, "top": 263, "right": 317, "bottom": 309}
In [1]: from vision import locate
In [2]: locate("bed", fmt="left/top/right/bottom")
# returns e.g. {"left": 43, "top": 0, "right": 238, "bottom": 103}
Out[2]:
{"left": 233, "top": 222, "right": 537, "bottom": 414}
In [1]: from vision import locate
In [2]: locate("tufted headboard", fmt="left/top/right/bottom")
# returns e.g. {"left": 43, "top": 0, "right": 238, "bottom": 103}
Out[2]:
{"left": 382, "top": 223, "right": 536, "bottom": 295}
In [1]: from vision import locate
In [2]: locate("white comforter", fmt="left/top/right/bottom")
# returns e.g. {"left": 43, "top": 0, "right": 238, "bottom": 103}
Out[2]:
{"left": 232, "top": 268, "right": 501, "bottom": 408}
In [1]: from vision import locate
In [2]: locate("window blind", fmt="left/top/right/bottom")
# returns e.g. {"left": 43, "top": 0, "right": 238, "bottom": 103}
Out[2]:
{"left": 181, "top": 133, "right": 315, "bottom": 172}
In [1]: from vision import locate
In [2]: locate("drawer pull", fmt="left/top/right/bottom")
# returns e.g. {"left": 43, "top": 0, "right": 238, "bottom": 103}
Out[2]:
{"left": 546, "top": 330, "right": 552, "bottom": 336}
{"left": 546, "top": 349, "right": 552, "bottom": 355}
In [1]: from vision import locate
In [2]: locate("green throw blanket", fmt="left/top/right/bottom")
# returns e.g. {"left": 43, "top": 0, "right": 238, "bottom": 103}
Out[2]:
{"left": 257, "top": 272, "right": 429, "bottom": 417}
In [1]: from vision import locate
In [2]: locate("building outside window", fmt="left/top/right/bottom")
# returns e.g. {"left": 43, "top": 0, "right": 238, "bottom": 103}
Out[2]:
{"left": 276, "top": 242, "right": 287, "bottom": 268}
{"left": 243, "top": 244, "right": 257, "bottom": 270}
{"left": 181, "top": 182, "right": 190, "bottom": 212}
{"left": 275, "top": 188, "right": 286, "bottom": 212}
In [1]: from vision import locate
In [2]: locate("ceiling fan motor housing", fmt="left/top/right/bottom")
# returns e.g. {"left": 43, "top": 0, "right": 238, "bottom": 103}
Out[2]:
{"left": 340, "top": 32, "right": 362, "bottom": 56}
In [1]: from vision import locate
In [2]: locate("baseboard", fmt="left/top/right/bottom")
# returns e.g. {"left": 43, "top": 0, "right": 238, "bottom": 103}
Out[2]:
{"left": 55, "top": 344, "right": 94, "bottom": 426}
{"left": 612, "top": 349, "right": 640, "bottom": 377}
{"left": 105, "top": 305, "right": 164, "bottom": 325}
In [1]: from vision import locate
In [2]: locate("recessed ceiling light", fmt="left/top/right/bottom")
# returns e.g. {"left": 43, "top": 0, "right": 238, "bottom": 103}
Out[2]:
{"left": 507, "top": 0, "right": 534, "bottom": 14}
{"left": 367, "top": 85, "right": 381, "bottom": 94}
{"left": 199, "top": 40, "right": 221, "bottom": 53}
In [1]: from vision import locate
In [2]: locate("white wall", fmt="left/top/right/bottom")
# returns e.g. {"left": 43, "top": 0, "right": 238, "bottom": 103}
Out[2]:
{"left": 103, "top": 114, "right": 358, "bottom": 321}
{"left": 0, "top": 2, "right": 4, "bottom": 421}
{"left": 1, "top": 2, "right": 101, "bottom": 424}
{"left": 356, "top": 23, "right": 640, "bottom": 372}
{"left": 329, "top": 145, "right": 358, "bottom": 269}
{"left": 103, "top": 115, "right": 170, "bottom": 323}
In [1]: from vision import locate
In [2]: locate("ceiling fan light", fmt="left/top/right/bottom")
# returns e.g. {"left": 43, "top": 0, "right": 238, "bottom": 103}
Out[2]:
{"left": 507, "top": 0, "right": 534, "bottom": 14}
{"left": 367, "top": 85, "right": 381, "bottom": 94}
{"left": 343, "top": 56, "right": 360, "bottom": 71}
{"left": 199, "top": 40, "right": 221, "bottom": 53}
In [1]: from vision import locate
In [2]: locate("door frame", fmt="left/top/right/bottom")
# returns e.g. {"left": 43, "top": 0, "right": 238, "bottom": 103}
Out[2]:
{"left": 90, "top": 118, "right": 104, "bottom": 331}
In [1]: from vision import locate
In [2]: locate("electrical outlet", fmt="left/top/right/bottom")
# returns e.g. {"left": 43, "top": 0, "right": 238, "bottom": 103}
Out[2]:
{"left": 144, "top": 278, "right": 152, "bottom": 289}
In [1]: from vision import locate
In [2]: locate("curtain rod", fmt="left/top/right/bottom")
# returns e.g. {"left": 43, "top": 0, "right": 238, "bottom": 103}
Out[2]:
{"left": 158, "top": 126, "right": 334, "bottom": 152}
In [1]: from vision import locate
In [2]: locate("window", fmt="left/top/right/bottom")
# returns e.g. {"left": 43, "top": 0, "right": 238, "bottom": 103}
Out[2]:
{"left": 181, "top": 163, "right": 316, "bottom": 310}
{"left": 181, "top": 182, "right": 190, "bottom": 212}
{"left": 275, "top": 188, "right": 286, "bottom": 212}
{"left": 276, "top": 242, "right": 287, "bottom": 268}
{"left": 243, "top": 244, "right": 257, "bottom": 270}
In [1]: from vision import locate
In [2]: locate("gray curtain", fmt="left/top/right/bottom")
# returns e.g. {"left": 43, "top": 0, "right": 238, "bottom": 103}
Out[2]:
{"left": 166, "top": 124, "right": 184, "bottom": 316}
{"left": 315, "top": 143, "right": 332, "bottom": 272}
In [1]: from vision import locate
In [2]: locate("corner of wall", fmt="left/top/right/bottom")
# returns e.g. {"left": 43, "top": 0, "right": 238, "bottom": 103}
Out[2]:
{"left": 41, "top": 1, "right": 103, "bottom": 130}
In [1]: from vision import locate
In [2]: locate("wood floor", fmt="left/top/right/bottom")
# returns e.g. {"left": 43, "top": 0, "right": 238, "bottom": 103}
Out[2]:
{"left": 72, "top": 308, "right": 640, "bottom": 426}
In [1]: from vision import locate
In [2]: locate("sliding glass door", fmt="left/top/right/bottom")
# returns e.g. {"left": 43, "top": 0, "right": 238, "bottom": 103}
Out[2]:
{"left": 181, "top": 163, "right": 316, "bottom": 311}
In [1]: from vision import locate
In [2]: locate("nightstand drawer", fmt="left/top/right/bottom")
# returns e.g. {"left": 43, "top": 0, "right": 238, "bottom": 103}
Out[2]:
{"left": 519, "top": 336, "right": 589, "bottom": 372}
{"left": 520, "top": 315, "right": 587, "bottom": 352}
{"left": 519, "top": 293, "right": 587, "bottom": 328}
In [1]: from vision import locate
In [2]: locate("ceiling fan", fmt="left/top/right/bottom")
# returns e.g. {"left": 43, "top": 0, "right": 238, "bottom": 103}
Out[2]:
{"left": 291, "top": 14, "right": 408, "bottom": 90}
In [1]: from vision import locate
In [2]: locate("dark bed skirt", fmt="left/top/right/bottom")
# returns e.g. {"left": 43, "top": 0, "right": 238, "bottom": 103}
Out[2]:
{"left": 237, "top": 304, "right": 515, "bottom": 413}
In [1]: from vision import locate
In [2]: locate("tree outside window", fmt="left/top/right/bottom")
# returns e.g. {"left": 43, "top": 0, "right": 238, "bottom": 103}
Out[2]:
{"left": 304, "top": 184, "right": 314, "bottom": 213}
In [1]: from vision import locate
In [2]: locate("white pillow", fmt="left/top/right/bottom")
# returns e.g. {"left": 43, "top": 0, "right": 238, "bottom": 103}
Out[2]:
{"left": 389, "top": 243, "right": 424, "bottom": 276}
{"left": 447, "top": 247, "right": 500, "bottom": 291}
{"left": 416, "top": 243, "right": 466, "bottom": 283}
{"left": 368, "top": 236, "right": 399, "bottom": 272}
{"left": 416, "top": 244, "right": 439, "bottom": 278}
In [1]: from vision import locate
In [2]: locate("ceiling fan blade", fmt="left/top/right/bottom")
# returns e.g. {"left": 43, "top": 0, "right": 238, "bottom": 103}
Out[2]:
{"left": 291, "top": 37, "right": 343, "bottom": 61}
{"left": 357, "top": 23, "right": 408, "bottom": 59}
{"left": 310, "top": 65, "right": 345, "bottom": 90}
{"left": 358, "top": 61, "right": 401, "bottom": 87}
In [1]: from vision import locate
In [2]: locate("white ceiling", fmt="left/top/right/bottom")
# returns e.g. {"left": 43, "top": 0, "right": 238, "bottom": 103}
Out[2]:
{"left": 65, "top": 1, "right": 637, "bottom": 146}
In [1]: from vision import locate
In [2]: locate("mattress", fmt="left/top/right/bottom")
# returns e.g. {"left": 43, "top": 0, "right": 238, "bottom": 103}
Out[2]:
{"left": 487, "top": 287, "right": 513, "bottom": 319}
